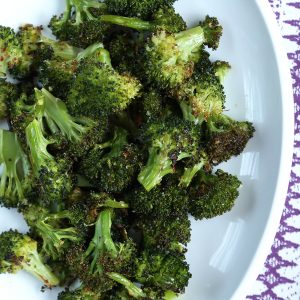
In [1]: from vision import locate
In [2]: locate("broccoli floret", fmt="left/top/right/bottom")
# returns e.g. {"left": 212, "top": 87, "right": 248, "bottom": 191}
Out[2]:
{"left": 213, "top": 60, "right": 231, "bottom": 84}
{"left": 205, "top": 114, "right": 255, "bottom": 165}
{"left": 107, "top": 32, "right": 145, "bottom": 77}
{"left": 105, "top": 0, "right": 176, "bottom": 19}
{"left": 101, "top": 6, "right": 186, "bottom": 33}
{"left": 136, "top": 213, "right": 191, "bottom": 252}
{"left": 17, "top": 24, "right": 79, "bottom": 61}
{"left": 0, "top": 230, "right": 59, "bottom": 287}
{"left": 66, "top": 207, "right": 136, "bottom": 293}
{"left": 39, "top": 42, "right": 104, "bottom": 99}
{"left": 142, "top": 16, "right": 222, "bottom": 89}
{"left": 49, "top": 0, "right": 110, "bottom": 48}
{"left": 140, "top": 88, "right": 165, "bottom": 123}
{"left": 25, "top": 119, "right": 75, "bottom": 210}
{"left": 0, "top": 26, "right": 29, "bottom": 78}
{"left": 0, "top": 129, "right": 31, "bottom": 208}
{"left": 188, "top": 169, "right": 241, "bottom": 220}
{"left": 137, "top": 116, "right": 201, "bottom": 191}
{"left": 67, "top": 48, "right": 141, "bottom": 118}
{"left": 0, "top": 25, "right": 79, "bottom": 78}
{"left": 135, "top": 249, "right": 191, "bottom": 294}
{"left": 173, "top": 64, "right": 225, "bottom": 124}
{"left": 10, "top": 87, "right": 107, "bottom": 158}
{"left": 127, "top": 178, "right": 188, "bottom": 218}
{"left": 0, "top": 79, "right": 18, "bottom": 119}
{"left": 22, "top": 204, "right": 82, "bottom": 260}
{"left": 79, "top": 127, "right": 141, "bottom": 193}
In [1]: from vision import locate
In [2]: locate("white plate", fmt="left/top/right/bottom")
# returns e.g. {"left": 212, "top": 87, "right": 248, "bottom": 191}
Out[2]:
{"left": 0, "top": 0, "right": 294, "bottom": 299}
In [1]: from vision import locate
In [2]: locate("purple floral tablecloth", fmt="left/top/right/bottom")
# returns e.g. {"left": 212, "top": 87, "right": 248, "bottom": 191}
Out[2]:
{"left": 247, "top": 1, "right": 300, "bottom": 299}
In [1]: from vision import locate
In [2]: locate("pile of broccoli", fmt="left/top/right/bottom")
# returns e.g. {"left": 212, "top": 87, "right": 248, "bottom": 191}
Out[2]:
{"left": 0, "top": 0, "right": 255, "bottom": 299}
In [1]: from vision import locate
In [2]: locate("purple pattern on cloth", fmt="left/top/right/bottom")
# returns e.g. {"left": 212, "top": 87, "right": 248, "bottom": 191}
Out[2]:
{"left": 247, "top": 0, "right": 300, "bottom": 299}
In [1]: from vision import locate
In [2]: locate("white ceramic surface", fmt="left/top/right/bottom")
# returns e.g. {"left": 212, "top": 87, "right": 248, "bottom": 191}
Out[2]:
{"left": 0, "top": 1, "right": 294, "bottom": 299}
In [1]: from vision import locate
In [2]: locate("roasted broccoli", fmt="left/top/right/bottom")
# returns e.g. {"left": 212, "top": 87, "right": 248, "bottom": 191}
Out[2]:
{"left": 39, "top": 42, "right": 104, "bottom": 99}
{"left": 105, "top": 0, "right": 176, "bottom": 19}
{"left": 49, "top": 0, "right": 110, "bottom": 48}
{"left": 0, "top": 24, "right": 78, "bottom": 78}
{"left": 67, "top": 48, "right": 141, "bottom": 118}
{"left": 137, "top": 116, "right": 201, "bottom": 191}
{"left": 205, "top": 114, "right": 255, "bottom": 165}
{"left": 0, "top": 129, "right": 31, "bottom": 208}
{"left": 188, "top": 170, "right": 241, "bottom": 220}
{"left": 79, "top": 127, "right": 141, "bottom": 193}
{"left": 135, "top": 249, "right": 191, "bottom": 294}
{"left": 22, "top": 204, "right": 82, "bottom": 260}
{"left": 0, "top": 230, "right": 59, "bottom": 287}
{"left": 101, "top": 6, "right": 186, "bottom": 33}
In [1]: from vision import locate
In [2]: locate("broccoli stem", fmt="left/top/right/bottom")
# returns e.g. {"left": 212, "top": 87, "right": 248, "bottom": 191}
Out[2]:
{"left": 98, "top": 48, "right": 112, "bottom": 66}
{"left": 100, "top": 209, "right": 118, "bottom": 257}
{"left": 25, "top": 119, "right": 53, "bottom": 176}
{"left": 84, "top": 212, "right": 105, "bottom": 273}
{"left": 39, "top": 36, "right": 79, "bottom": 60}
{"left": 107, "top": 272, "right": 146, "bottom": 298}
{"left": 71, "top": 0, "right": 107, "bottom": 23}
{"left": 179, "top": 160, "right": 206, "bottom": 187}
{"left": 76, "top": 42, "right": 104, "bottom": 60}
{"left": 22, "top": 248, "right": 59, "bottom": 287}
{"left": 35, "top": 88, "right": 87, "bottom": 142}
{"left": 138, "top": 146, "right": 174, "bottom": 191}
{"left": 0, "top": 130, "right": 29, "bottom": 200}
{"left": 175, "top": 26, "right": 206, "bottom": 56}
{"left": 36, "top": 214, "right": 79, "bottom": 259}
{"left": 100, "top": 15, "right": 152, "bottom": 31}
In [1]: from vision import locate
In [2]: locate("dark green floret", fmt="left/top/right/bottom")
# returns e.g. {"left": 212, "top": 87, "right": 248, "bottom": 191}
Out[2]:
{"left": 0, "top": 79, "right": 18, "bottom": 119}
{"left": 49, "top": 0, "right": 110, "bottom": 48}
{"left": 66, "top": 207, "right": 137, "bottom": 293}
{"left": 188, "top": 169, "right": 241, "bottom": 220}
{"left": 25, "top": 119, "right": 75, "bottom": 210}
{"left": 205, "top": 114, "right": 255, "bottom": 165}
{"left": 127, "top": 177, "right": 189, "bottom": 218}
{"left": 105, "top": 0, "right": 176, "bottom": 19}
{"left": 80, "top": 127, "right": 141, "bottom": 193}
{"left": 0, "top": 230, "right": 59, "bottom": 287}
{"left": 67, "top": 48, "right": 141, "bottom": 118}
{"left": 135, "top": 249, "right": 191, "bottom": 294}
{"left": 137, "top": 116, "right": 201, "bottom": 191}
{"left": 39, "top": 42, "right": 104, "bottom": 99}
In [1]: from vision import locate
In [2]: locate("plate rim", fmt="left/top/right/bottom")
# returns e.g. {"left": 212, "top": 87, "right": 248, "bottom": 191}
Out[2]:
{"left": 230, "top": 0, "right": 294, "bottom": 299}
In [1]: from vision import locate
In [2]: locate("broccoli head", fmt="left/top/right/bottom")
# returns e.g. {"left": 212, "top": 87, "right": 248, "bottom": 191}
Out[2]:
{"left": 49, "top": 0, "right": 110, "bottom": 48}
{"left": 22, "top": 204, "right": 83, "bottom": 260}
{"left": 136, "top": 213, "right": 191, "bottom": 252}
{"left": 0, "top": 79, "right": 19, "bottom": 119}
{"left": 143, "top": 16, "right": 222, "bottom": 89}
{"left": 127, "top": 177, "right": 189, "bottom": 218}
{"left": 135, "top": 249, "right": 191, "bottom": 294}
{"left": 66, "top": 207, "right": 136, "bottom": 293}
{"left": 79, "top": 127, "right": 141, "bottom": 193}
{"left": 0, "top": 26, "right": 29, "bottom": 78}
{"left": 105, "top": 0, "right": 176, "bottom": 19}
{"left": 205, "top": 114, "right": 255, "bottom": 165}
{"left": 0, "top": 230, "right": 59, "bottom": 287}
{"left": 39, "top": 42, "right": 103, "bottom": 99}
{"left": 67, "top": 48, "right": 141, "bottom": 118}
{"left": 137, "top": 116, "right": 201, "bottom": 191}
{"left": 188, "top": 169, "right": 241, "bottom": 220}
{"left": 25, "top": 119, "right": 75, "bottom": 210}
